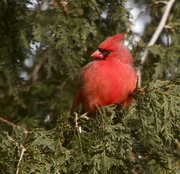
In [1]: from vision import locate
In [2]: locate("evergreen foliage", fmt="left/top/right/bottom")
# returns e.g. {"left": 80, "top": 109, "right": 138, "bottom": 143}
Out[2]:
{"left": 0, "top": 0, "right": 180, "bottom": 173}
{"left": 1, "top": 77, "right": 180, "bottom": 173}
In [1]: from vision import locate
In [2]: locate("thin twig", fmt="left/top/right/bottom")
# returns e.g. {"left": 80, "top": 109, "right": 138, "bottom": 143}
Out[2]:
{"left": 0, "top": 116, "right": 20, "bottom": 128}
{"left": 95, "top": 104, "right": 102, "bottom": 115}
{"left": 61, "top": 0, "right": 69, "bottom": 17}
{"left": 0, "top": 117, "right": 28, "bottom": 137}
{"left": 38, "top": 0, "right": 45, "bottom": 12}
{"left": 137, "top": 0, "right": 176, "bottom": 86}
{"left": 51, "top": 0, "right": 57, "bottom": 6}
{"left": 4, "top": 0, "right": 8, "bottom": 6}
{"left": 16, "top": 144, "right": 26, "bottom": 174}
{"left": 75, "top": 112, "right": 79, "bottom": 133}
{"left": 80, "top": 113, "right": 89, "bottom": 120}
{"left": 74, "top": 112, "right": 89, "bottom": 133}
{"left": 164, "top": 25, "right": 175, "bottom": 32}
{"left": 127, "top": 1, "right": 168, "bottom": 33}
{"left": 28, "top": 57, "right": 47, "bottom": 82}
{"left": 51, "top": 156, "right": 61, "bottom": 174}
{"left": 0, "top": 118, "right": 29, "bottom": 173}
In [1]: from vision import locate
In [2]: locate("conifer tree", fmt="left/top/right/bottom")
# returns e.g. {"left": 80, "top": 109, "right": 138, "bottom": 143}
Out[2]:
{"left": 0, "top": 0, "right": 180, "bottom": 173}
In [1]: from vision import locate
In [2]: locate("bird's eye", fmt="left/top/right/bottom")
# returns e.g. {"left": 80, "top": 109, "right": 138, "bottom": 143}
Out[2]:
{"left": 98, "top": 48, "right": 111, "bottom": 59}
{"left": 107, "top": 50, "right": 111, "bottom": 53}
{"left": 98, "top": 48, "right": 110, "bottom": 53}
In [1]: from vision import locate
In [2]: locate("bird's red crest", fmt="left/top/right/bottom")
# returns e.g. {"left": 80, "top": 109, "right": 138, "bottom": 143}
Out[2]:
{"left": 99, "top": 33, "right": 125, "bottom": 51}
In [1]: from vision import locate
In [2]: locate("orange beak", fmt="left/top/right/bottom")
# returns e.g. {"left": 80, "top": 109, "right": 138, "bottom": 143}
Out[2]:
{"left": 91, "top": 49, "right": 104, "bottom": 59}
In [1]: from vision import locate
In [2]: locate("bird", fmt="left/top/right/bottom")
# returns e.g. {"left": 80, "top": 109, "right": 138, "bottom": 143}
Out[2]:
{"left": 71, "top": 33, "right": 137, "bottom": 116}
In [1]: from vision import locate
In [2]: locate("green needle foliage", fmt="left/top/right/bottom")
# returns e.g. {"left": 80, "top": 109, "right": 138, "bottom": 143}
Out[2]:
{"left": 0, "top": 0, "right": 180, "bottom": 173}
{"left": 1, "top": 77, "right": 180, "bottom": 173}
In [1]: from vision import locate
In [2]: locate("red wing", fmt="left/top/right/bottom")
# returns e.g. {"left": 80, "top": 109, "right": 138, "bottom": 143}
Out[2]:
{"left": 70, "top": 88, "right": 82, "bottom": 116}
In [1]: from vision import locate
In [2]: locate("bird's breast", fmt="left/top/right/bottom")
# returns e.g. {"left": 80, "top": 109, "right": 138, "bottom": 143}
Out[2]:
{"left": 80, "top": 60, "right": 137, "bottom": 112}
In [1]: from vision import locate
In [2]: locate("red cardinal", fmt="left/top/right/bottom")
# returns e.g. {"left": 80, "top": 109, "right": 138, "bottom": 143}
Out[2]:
{"left": 71, "top": 33, "right": 137, "bottom": 115}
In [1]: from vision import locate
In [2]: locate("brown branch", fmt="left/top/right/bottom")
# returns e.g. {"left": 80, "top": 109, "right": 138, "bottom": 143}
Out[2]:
{"left": 38, "top": 0, "right": 45, "bottom": 13}
{"left": 61, "top": 0, "right": 69, "bottom": 17}
{"left": 164, "top": 25, "right": 175, "bottom": 32}
{"left": 136, "top": 0, "right": 176, "bottom": 86}
{"left": 80, "top": 113, "right": 89, "bottom": 120}
{"left": 75, "top": 112, "right": 79, "bottom": 133}
{"left": 0, "top": 119, "right": 30, "bottom": 172}
{"left": 127, "top": 1, "right": 168, "bottom": 33}
{"left": 0, "top": 120, "right": 27, "bottom": 174}
{"left": 95, "top": 104, "right": 102, "bottom": 115}
{"left": 51, "top": 156, "right": 61, "bottom": 174}
{"left": 51, "top": 0, "right": 57, "bottom": 7}
{"left": 28, "top": 57, "right": 47, "bottom": 82}
{"left": 0, "top": 117, "right": 28, "bottom": 137}
{"left": 4, "top": 0, "right": 8, "bottom": 6}
{"left": 16, "top": 144, "right": 26, "bottom": 174}
{"left": 0, "top": 116, "right": 20, "bottom": 128}
{"left": 74, "top": 112, "right": 89, "bottom": 133}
